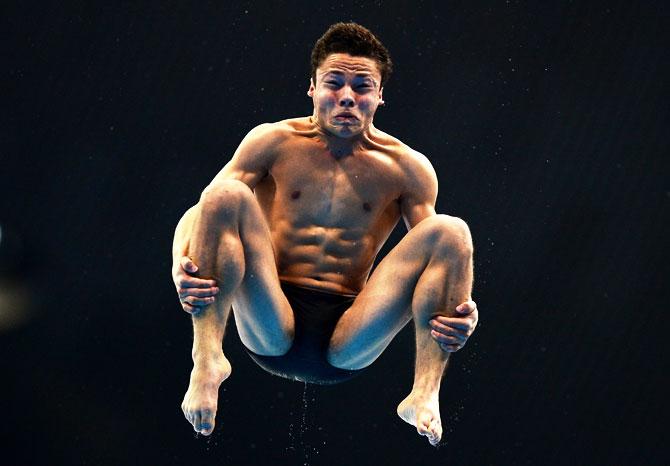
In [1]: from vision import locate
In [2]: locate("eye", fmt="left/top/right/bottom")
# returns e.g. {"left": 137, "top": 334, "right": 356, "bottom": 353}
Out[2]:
{"left": 356, "top": 82, "right": 373, "bottom": 90}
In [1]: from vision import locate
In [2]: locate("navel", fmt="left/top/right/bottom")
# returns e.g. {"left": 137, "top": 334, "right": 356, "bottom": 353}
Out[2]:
{"left": 291, "top": 190, "right": 301, "bottom": 200}
{"left": 363, "top": 202, "right": 372, "bottom": 212}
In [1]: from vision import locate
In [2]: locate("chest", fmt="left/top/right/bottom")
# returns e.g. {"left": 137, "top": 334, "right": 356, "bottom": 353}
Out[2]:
{"left": 267, "top": 144, "right": 402, "bottom": 225}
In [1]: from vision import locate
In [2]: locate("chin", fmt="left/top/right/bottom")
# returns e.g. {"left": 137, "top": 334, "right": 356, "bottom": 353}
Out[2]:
{"left": 331, "top": 124, "right": 363, "bottom": 137}
{"left": 334, "top": 128, "right": 361, "bottom": 139}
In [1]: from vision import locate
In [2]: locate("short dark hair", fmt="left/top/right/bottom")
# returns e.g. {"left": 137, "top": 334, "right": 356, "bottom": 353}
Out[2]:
{"left": 310, "top": 22, "right": 393, "bottom": 87}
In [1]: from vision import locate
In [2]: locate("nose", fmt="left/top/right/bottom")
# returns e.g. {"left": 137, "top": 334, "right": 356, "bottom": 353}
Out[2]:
{"left": 339, "top": 87, "right": 355, "bottom": 108}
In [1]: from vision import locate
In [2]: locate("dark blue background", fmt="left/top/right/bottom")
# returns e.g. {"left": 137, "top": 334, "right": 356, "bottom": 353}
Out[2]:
{"left": 2, "top": 1, "right": 667, "bottom": 465}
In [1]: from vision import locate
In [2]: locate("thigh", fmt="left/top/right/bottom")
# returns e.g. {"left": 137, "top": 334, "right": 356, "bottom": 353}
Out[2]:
{"left": 205, "top": 180, "right": 295, "bottom": 355}
{"left": 326, "top": 220, "right": 435, "bottom": 369}
{"left": 327, "top": 214, "right": 470, "bottom": 370}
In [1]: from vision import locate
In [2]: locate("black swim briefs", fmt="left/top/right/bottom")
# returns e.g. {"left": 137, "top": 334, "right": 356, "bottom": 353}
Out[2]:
{"left": 245, "top": 280, "right": 364, "bottom": 385}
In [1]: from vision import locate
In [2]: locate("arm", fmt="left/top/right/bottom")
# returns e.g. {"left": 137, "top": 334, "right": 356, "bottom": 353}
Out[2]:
{"left": 172, "top": 123, "right": 283, "bottom": 312}
{"left": 203, "top": 122, "right": 279, "bottom": 189}
{"left": 172, "top": 206, "right": 196, "bottom": 267}
{"left": 399, "top": 150, "right": 479, "bottom": 351}
{"left": 398, "top": 149, "right": 438, "bottom": 230}
{"left": 173, "top": 123, "right": 278, "bottom": 259}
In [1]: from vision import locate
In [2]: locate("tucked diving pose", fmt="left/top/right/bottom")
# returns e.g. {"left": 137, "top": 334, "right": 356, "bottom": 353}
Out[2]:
{"left": 172, "top": 22, "right": 479, "bottom": 446}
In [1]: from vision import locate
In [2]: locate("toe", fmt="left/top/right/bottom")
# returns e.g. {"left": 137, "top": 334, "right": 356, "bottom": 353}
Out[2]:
{"left": 183, "top": 405, "right": 193, "bottom": 425}
{"left": 416, "top": 411, "right": 432, "bottom": 436}
{"left": 199, "top": 408, "right": 215, "bottom": 435}
{"left": 416, "top": 423, "right": 430, "bottom": 436}
{"left": 193, "top": 411, "right": 202, "bottom": 433}
{"left": 428, "top": 419, "right": 442, "bottom": 445}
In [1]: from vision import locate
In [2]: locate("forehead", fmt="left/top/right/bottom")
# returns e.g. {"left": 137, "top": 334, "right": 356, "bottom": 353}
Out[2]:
{"left": 317, "top": 53, "right": 381, "bottom": 79}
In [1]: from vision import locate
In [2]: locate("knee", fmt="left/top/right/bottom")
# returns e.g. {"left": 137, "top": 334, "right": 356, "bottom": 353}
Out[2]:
{"left": 420, "top": 214, "right": 473, "bottom": 258}
{"left": 326, "top": 345, "right": 364, "bottom": 371}
{"left": 242, "top": 327, "right": 294, "bottom": 357}
{"left": 198, "top": 179, "right": 253, "bottom": 219}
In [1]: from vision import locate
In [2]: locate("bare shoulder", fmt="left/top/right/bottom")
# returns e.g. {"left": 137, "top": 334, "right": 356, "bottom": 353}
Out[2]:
{"left": 372, "top": 127, "right": 438, "bottom": 187}
{"left": 238, "top": 120, "right": 293, "bottom": 150}
{"left": 210, "top": 120, "right": 303, "bottom": 187}
{"left": 372, "top": 128, "right": 439, "bottom": 225}
{"left": 240, "top": 117, "right": 315, "bottom": 150}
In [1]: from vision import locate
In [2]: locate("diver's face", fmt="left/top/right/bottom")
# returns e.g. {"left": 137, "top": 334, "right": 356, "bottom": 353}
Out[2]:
{"left": 308, "top": 53, "right": 384, "bottom": 138}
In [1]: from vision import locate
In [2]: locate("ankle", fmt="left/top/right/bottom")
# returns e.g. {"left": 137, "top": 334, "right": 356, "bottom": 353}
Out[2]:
{"left": 409, "top": 386, "right": 440, "bottom": 401}
{"left": 192, "top": 348, "right": 226, "bottom": 365}
{"left": 191, "top": 353, "right": 231, "bottom": 380}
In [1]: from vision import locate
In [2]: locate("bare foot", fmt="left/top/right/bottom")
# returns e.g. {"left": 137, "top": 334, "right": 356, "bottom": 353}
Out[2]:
{"left": 397, "top": 391, "right": 443, "bottom": 446}
{"left": 181, "top": 354, "right": 231, "bottom": 435}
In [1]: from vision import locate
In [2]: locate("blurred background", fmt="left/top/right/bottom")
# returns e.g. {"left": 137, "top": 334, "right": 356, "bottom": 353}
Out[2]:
{"left": 2, "top": 1, "right": 667, "bottom": 464}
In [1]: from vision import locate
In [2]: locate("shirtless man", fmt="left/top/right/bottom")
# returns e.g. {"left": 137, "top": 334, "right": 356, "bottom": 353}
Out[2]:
{"left": 172, "top": 23, "right": 479, "bottom": 446}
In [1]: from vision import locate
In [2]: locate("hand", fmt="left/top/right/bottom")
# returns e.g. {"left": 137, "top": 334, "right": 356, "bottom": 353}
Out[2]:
{"left": 429, "top": 300, "right": 478, "bottom": 352}
{"left": 172, "top": 256, "right": 220, "bottom": 313}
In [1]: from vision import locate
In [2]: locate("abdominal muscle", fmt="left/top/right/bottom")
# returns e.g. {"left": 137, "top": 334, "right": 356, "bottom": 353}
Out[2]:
{"left": 274, "top": 223, "right": 379, "bottom": 295}
{"left": 251, "top": 119, "right": 405, "bottom": 295}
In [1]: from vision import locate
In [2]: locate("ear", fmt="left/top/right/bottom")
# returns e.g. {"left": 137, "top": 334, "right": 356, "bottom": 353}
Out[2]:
{"left": 378, "top": 86, "right": 385, "bottom": 106}
{"left": 307, "top": 77, "right": 315, "bottom": 97}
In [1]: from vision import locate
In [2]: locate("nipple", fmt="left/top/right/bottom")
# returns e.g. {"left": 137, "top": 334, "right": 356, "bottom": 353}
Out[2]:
{"left": 291, "top": 190, "right": 301, "bottom": 200}
{"left": 363, "top": 202, "right": 371, "bottom": 212}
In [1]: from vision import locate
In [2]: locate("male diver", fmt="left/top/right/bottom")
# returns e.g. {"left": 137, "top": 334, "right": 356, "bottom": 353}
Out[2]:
{"left": 172, "top": 23, "right": 479, "bottom": 446}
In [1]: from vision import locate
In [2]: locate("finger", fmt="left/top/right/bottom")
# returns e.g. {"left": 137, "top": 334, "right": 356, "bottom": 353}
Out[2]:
{"left": 431, "top": 329, "right": 465, "bottom": 345}
{"left": 430, "top": 330, "right": 468, "bottom": 345}
{"left": 429, "top": 319, "right": 467, "bottom": 337}
{"left": 182, "top": 296, "right": 216, "bottom": 306}
{"left": 182, "top": 302, "right": 199, "bottom": 314}
{"left": 439, "top": 342, "right": 462, "bottom": 352}
{"left": 178, "top": 286, "right": 220, "bottom": 298}
{"left": 180, "top": 256, "right": 198, "bottom": 273}
{"left": 178, "top": 276, "right": 218, "bottom": 289}
{"left": 432, "top": 315, "right": 474, "bottom": 331}
{"left": 455, "top": 300, "right": 477, "bottom": 314}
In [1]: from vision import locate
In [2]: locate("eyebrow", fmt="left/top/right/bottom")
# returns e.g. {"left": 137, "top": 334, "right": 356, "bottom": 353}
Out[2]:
{"left": 323, "top": 71, "right": 377, "bottom": 84}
